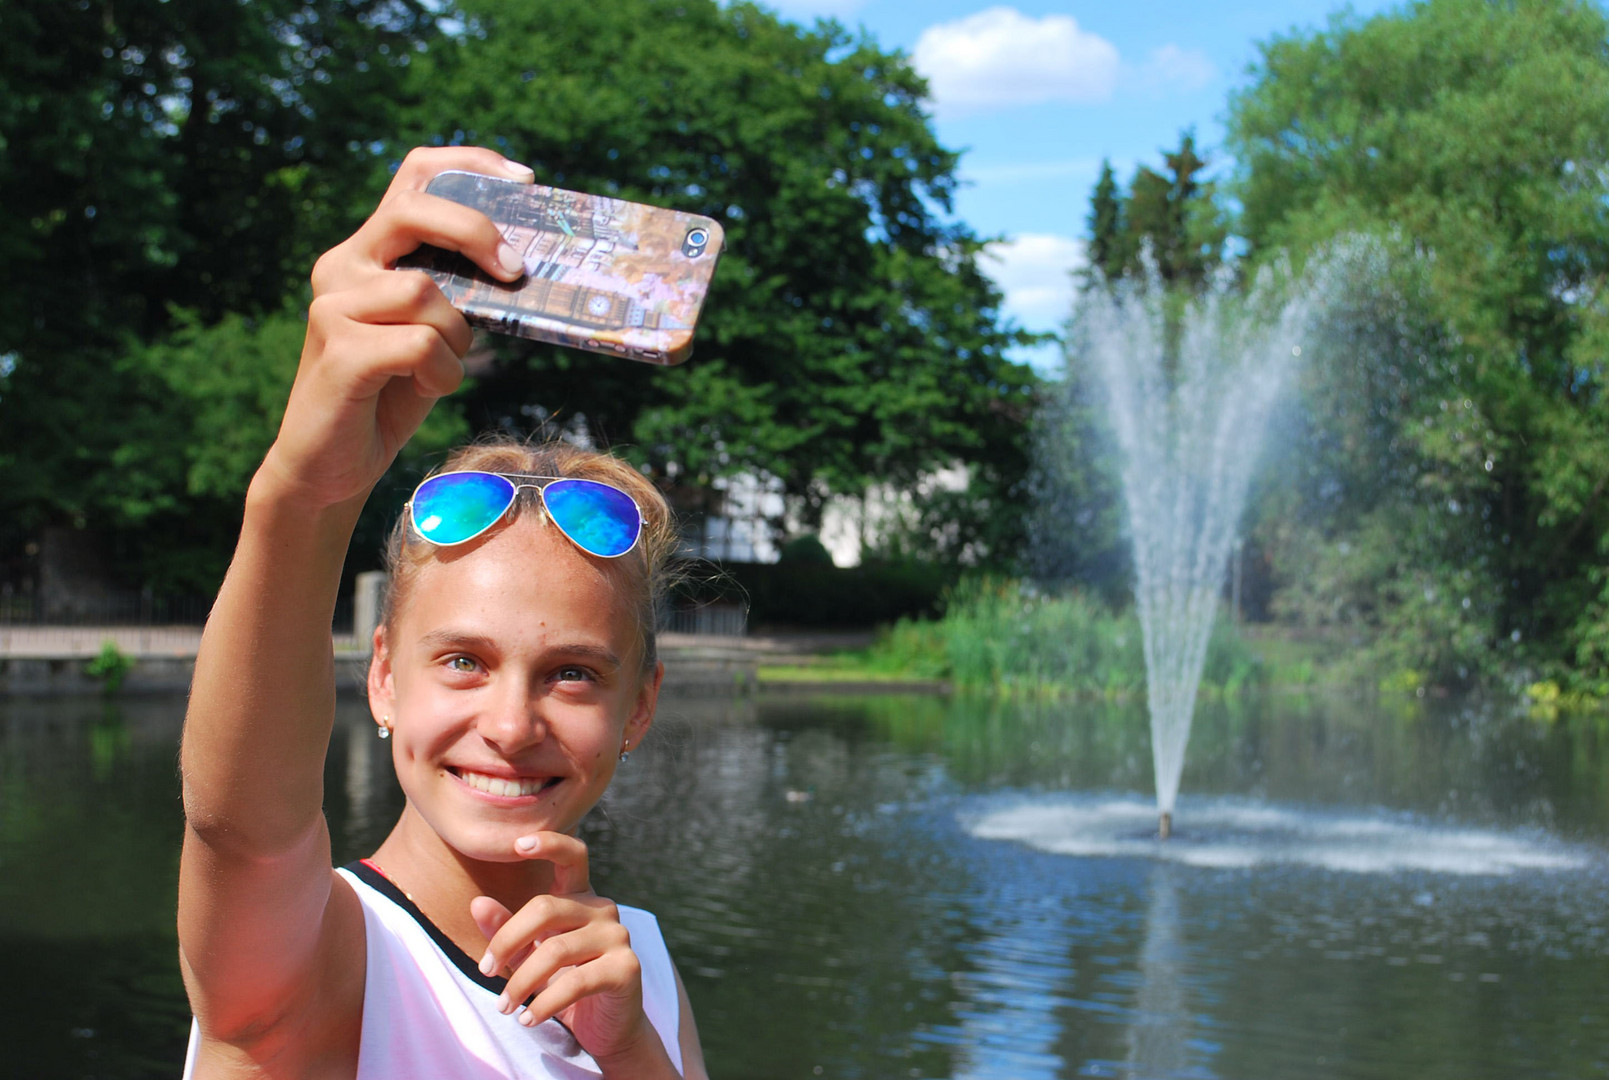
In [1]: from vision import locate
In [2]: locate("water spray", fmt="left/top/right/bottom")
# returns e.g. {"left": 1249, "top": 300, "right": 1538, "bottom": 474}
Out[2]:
{"left": 1078, "top": 255, "right": 1329, "bottom": 834}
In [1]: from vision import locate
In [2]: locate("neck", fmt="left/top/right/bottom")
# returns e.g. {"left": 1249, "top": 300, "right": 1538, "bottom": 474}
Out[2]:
{"left": 369, "top": 805, "right": 560, "bottom": 952}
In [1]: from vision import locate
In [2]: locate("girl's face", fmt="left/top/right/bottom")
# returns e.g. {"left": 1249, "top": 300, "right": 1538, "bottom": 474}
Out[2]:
{"left": 368, "top": 516, "right": 660, "bottom": 863}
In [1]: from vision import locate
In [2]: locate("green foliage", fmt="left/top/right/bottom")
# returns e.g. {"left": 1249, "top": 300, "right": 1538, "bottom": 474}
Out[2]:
{"left": 400, "top": 0, "right": 1038, "bottom": 559}
{"left": 1040, "top": 133, "right": 1231, "bottom": 598}
{"left": 1228, "top": 0, "right": 1609, "bottom": 690}
{"left": 0, "top": 0, "right": 1037, "bottom": 596}
{"left": 874, "top": 579, "right": 1266, "bottom": 698}
{"left": 1081, "top": 133, "right": 1228, "bottom": 291}
{"left": 777, "top": 535, "right": 835, "bottom": 566}
{"left": 85, "top": 640, "right": 134, "bottom": 696}
{"left": 1025, "top": 363, "right": 1129, "bottom": 601}
{"left": 0, "top": 0, "right": 439, "bottom": 591}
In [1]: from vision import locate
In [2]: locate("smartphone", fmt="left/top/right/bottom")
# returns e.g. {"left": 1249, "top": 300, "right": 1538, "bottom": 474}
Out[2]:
{"left": 398, "top": 170, "right": 723, "bottom": 365}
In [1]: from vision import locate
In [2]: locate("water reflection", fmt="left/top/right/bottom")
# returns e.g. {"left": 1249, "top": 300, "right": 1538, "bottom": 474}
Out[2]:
{"left": 1123, "top": 868, "right": 1194, "bottom": 1080}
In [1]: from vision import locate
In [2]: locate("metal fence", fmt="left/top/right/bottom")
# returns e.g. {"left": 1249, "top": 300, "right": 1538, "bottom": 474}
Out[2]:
{"left": 0, "top": 586, "right": 356, "bottom": 656}
{"left": 0, "top": 587, "right": 215, "bottom": 628}
{"left": 660, "top": 603, "right": 748, "bottom": 638}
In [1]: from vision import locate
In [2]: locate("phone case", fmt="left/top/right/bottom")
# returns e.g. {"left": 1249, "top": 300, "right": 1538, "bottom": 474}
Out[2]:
{"left": 398, "top": 170, "right": 724, "bottom": 365}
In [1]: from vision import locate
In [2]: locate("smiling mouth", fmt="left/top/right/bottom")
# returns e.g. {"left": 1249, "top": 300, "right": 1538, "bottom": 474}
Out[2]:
{"left": 450, "top": 768, "right": 560, "bottom": 798}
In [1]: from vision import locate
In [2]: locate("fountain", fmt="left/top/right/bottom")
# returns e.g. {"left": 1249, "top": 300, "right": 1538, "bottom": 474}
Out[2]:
{"left": 1075, "top": 260, "right": 1319, "bottom": 837}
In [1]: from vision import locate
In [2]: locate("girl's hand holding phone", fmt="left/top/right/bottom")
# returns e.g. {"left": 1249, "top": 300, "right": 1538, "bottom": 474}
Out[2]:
{"left": 258, "top": 147, "right": 535, "bottom": 511}
{"left": 471, "top": 832, "right": 678, "bottom": 1076}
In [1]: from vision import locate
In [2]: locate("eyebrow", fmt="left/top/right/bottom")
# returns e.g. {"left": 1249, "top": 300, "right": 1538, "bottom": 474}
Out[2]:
{"left": 414, "top": 629, "right": 622, "bottom": 670}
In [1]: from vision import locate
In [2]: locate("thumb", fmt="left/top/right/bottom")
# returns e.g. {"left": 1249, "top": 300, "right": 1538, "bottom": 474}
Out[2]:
{"left": 470, "top": 895, "right": 514, "bottom": 948}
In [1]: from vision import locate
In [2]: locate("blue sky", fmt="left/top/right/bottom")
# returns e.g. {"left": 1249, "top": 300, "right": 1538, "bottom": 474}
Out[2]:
{"left": 759, "top": 0, "right": 1401, "bottom": 369}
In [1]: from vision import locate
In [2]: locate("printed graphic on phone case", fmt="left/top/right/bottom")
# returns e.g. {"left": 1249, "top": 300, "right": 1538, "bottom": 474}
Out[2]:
{"left": 399, "top": 171, "right": 723, "bottom": 365}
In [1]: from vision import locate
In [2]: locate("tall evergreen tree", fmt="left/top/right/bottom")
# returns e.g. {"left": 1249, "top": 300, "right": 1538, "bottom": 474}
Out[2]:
{"left": 1083, "top": 159, "right": 1126, "bottom": 284}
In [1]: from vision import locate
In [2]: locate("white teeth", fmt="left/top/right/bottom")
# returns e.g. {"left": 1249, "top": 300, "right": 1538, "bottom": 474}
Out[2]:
{"left": 457, "top": 770, "right": 549, "bottom": 797}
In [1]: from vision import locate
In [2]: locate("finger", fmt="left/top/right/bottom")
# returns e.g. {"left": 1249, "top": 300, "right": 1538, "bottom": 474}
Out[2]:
{"left": 517, "top": 950, "right": 643, "bottom": 1029}
{"left": 472, "top": 896, "right": 524, "bottom": 977}
{"left": 470, "top": 895, "right": 515, "bottom": 947}
{"left": 384, "top": 145, "right": 535, "bottom": 206}
{"left": 480, "top": 893, "right": 590, "bottom": 984}
{"left": 513, "top": 832, "right": 592, "bottom": 895}
{"left": 309, "top": 319, "right": 466, "bottom": 402}
{"left": 322, "top": 268, "right": 475, "bottom": 359}
{"left": 500, "top": 918, "right": 630, "bottom": 1017}
{"left": 357, "top": 188, "right": 528, "bottom": 283}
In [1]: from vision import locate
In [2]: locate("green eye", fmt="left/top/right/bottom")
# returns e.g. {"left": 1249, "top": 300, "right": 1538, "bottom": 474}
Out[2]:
{"left": 449, "top": 656, "right": 477, "bottom": 672}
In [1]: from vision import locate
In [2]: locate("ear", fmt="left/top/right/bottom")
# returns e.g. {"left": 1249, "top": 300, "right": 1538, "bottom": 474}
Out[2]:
{"left": 367, "top": 624, "right": 396, "bottom": 727}
{"left": 624, "top": 661, "right": 664, "bottom": 750}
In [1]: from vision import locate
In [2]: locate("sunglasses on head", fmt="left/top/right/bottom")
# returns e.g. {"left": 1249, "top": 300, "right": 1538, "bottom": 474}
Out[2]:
{"left": 407, "top": 471, "right": 643, "bottom": 559}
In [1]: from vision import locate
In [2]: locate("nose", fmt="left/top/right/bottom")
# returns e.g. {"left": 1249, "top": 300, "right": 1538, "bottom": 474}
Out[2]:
{"left": 474, "top": 677, "right": 549, "bottom": 754}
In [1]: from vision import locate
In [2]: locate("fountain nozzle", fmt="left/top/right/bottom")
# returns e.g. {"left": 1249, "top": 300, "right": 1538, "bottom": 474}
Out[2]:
{"left": 1158, "top": 811, "right": 1172, "bottom": 840}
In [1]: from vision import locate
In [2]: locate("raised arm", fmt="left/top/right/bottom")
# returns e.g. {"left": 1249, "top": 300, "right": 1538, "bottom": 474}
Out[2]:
{"left": 177, "top": 148, "right": 533, "bottom": 1063}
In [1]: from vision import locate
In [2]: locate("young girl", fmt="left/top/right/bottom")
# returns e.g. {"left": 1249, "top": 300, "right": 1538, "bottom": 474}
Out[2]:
{"left": 177, "top": 146, "right": 708, "bottom": 1079}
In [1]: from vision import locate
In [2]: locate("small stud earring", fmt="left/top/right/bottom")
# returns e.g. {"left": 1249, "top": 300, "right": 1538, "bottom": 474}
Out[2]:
{"left": 378, "top": 715, "right": 391, "bottom": 740}
{"left": 618, "top": 745, "right": 631, "bottom": 764}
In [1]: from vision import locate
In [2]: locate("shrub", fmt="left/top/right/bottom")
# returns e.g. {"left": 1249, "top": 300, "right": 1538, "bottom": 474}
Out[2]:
{"left": 85, "top": 640, "right": 134, "bottom": 695}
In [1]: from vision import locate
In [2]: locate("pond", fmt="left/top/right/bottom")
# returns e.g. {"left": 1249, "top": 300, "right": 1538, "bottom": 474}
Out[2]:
{"left": 2, "top": 687, "right": 1607, "bottom": 1079}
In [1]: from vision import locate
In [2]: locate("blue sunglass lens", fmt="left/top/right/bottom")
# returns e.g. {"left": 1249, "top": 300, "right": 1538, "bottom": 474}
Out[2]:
{"left": 411, "top": 472, "right": 516, "bottom": 545}
{"left": 543, "top": 479, "right": 641, "bottom": 558}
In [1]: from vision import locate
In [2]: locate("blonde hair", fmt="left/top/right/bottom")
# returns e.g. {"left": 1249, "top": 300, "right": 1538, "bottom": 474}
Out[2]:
{"left": 380, "top": 436, "right": 678, "bottom": 672}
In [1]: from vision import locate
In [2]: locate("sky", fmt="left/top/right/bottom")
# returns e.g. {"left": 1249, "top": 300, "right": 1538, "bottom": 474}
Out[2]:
{"left": 758, "top": 0, "right": 1401, "bottom": 370}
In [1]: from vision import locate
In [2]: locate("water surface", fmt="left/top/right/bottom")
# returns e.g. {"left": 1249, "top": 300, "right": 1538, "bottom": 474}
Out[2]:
{"left": 1, "top": 689, "right": 1606, "bottom": 1079}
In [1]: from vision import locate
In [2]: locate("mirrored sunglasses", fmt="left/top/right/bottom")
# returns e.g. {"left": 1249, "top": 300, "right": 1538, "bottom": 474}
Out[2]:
{"left": 408, "top": 471, "right": 643, "bottom": 559}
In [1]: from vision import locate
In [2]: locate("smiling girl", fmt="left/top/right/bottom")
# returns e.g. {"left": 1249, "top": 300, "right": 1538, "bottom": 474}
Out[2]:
{"left": 177, "top": 147, "right": 707, "bottom": 1079}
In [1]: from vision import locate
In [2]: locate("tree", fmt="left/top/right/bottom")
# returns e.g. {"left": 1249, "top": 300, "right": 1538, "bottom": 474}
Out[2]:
{"left": 1036, "top": 135, "right": 1229, "bottom": 597}
{"left": 0, "top": 0, "right": 440, "bottom": 592}
{"left": 1083, "top": 160, "right": 1126, "bottom": 285}
{"left": 397, "top": 0, "right": 1037, "bottom": 561}
{"left": 1079, "top": 133, "right": 1225, "bottom": 291}
{"left": 1227, "top": 0, "right": 1609, "bottom": 687}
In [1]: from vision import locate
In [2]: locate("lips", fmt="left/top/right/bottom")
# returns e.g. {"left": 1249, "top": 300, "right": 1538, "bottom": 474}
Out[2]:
{"left": 449, "top": 768, "right": 559, "bottom": 798}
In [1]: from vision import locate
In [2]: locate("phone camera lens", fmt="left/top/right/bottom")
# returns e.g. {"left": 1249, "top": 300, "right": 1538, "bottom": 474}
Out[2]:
{"left": 682, "top": 227, "right": 710, "bottom": 258}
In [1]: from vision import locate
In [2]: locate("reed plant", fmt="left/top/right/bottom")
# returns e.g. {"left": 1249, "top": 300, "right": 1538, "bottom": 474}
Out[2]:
{"left": 872, "top": 577, "right": 1266, "bottom": 699}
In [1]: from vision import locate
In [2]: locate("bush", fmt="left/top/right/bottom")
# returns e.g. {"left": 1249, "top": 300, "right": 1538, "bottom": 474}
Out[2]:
{"left": 777, "top": 534, "right": 835, "bottom": 566}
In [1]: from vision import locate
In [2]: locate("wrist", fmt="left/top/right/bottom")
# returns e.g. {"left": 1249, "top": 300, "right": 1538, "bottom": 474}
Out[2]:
{"left": 246, "top": 449, "right": 373, "bottom": 536}
{"left": 591, "top": 1020, "right": 678, "bottom": 1079}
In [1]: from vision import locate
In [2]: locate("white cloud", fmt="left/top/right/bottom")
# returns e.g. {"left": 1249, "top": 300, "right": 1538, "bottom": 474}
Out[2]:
{"left": 981, "top": 233, "right": 1085, "bottom": 332}
{"left": 1131, "top": 44, "right": 1217, "bottom": 94}
{"left": 961, "top": 157, "right": 1105, "bottom": 186}
{"left": 913, "top": 7, "right": 1120, "bottom": 115}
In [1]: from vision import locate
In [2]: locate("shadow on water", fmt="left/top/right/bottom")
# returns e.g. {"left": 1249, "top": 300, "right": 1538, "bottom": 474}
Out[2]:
{"left": 3, "top": 687, "right": 1608, "bottom": 1079}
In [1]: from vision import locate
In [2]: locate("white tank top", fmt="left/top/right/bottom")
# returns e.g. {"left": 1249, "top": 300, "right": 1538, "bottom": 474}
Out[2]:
{"left": 181, "top": 861, "right": 682, "bottom": 1078}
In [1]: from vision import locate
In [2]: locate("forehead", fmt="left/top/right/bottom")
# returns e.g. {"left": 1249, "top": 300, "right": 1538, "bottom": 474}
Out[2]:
{"left": 397, "top": 517, "right": 640, "bottom": 648}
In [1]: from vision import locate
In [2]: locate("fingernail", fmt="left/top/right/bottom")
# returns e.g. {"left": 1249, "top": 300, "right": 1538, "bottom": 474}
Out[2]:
{"left": 497, "top": 243, "right": 525, "bottom": 277}
{"left": 515, "top": 835, "right": 538, "bottom": 854}
{"left": 495, "top": 992, "right": 511, "bottom": 1014}
{"left": 480, "top": 950, "right": 498, "bottom": 977}
{"left": 501, "top": 159, "right": 535, "bottom": 180}
{"left": 520, "top": 1010, "right": 539, "bottom": 1027}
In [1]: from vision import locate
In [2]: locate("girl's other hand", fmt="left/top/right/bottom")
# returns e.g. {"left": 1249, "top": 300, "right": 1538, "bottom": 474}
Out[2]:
{"left": 471, "top": 833, "right": 676, "bottom": 1075}
{"left": 259, "top": 146, "right": 535, "bottom": 510}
